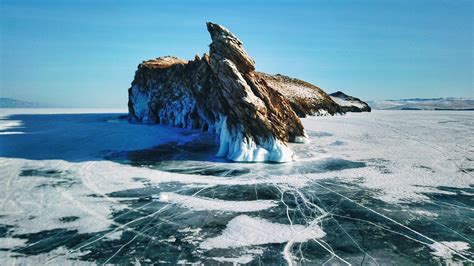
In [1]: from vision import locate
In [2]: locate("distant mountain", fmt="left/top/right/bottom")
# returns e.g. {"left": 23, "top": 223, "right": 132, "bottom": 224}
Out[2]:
{"left": 329, "top": 91, "right": 371, "bottom": 112}
{"left": 368, "top": 97, "right": 474, "bottom": 110}
{"left": 0, "top": 98, "right": 48, "bottom": 108}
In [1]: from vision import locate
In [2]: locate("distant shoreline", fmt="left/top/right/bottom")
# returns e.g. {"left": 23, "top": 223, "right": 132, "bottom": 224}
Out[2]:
{"left": 2, "top": 107, "right": 474, "bottom": 112}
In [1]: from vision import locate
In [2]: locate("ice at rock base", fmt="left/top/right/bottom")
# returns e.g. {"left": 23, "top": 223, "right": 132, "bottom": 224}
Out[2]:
{"left": 216, "top": 116, "right": 295, "bottom": 162}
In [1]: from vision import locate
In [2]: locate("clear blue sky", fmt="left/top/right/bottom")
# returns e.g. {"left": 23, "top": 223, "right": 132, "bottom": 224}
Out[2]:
{"left": 1, "top": 0, "right": 472, "bottom": 107}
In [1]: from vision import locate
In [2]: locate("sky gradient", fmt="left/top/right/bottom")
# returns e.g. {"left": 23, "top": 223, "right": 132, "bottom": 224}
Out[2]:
{"left": 1, "top": 0, "right": 473, "bottom": 107}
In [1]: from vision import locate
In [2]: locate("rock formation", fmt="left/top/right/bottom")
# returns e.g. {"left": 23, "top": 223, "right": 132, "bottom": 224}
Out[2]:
{"left": 128, "top": 22, "right": 343, "bottom": 162}
{"left": 329, "top": 91, "right": 371, "bottom": 112}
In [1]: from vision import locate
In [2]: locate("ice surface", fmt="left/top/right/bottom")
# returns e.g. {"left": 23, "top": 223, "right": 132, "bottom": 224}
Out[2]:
{"left": 0, "top": 109, "right": 473, "bottom": 264}
{"left": 0, "top": 108, "right": 193, "bottom": 161}
{"left": 369, "top": 97, "right": 474, "bottom": 110}
{"left": 299, "top": 111, "right": 474, "bottom": 203}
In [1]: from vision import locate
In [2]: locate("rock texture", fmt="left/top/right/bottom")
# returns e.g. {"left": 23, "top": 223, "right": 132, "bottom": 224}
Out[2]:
{"left": 329, "top": 91, "right": 371, "bottom": 112}
{"left": 128, "top": 22, "right": 344, "bottom": 162}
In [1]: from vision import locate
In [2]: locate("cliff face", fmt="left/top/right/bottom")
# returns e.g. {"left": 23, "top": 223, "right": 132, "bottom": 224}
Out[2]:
{"left": 128, "top": 22, "right": 349, "bottom": 162}
{"left": 329, "top": 91, "right": 371, "bottom": 112}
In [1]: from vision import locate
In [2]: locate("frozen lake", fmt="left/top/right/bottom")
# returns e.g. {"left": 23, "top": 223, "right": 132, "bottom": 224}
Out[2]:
{"left": 0, "top": 109, "right": 473, "bottom": 264}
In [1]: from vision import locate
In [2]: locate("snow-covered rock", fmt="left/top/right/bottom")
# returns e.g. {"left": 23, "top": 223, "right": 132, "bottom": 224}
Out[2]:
{"left": 329, "top": 91, "right": 371, "bottom": 112}
{"left": 259, "top": 72, "right": 344, "bottom": 117}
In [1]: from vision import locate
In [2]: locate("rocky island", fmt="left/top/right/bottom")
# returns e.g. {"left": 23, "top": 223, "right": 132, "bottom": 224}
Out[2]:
{"left": 329, "top": 91, "right": 371, "bottom": 112}
{"left": 128, "top": 22, "right": 354, "bottom": 162}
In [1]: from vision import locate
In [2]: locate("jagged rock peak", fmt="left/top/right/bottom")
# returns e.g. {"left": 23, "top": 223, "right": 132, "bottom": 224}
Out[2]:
{"left": 207, "top": 22, "right": 255, "bottom": 73}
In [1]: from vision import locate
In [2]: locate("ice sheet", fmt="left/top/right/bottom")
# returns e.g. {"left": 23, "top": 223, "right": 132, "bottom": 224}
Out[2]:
{"left": 0, "top": 109, "right": 473, "bottom": 264}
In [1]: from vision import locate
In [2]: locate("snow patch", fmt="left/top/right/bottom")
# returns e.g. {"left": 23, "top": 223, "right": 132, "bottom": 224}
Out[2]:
{"left": 317, "top": 109, "right": 330, "bottom": 116}
{"left": 0, "top": 120, "right": 23, "bottom": 131}
{"left": 158, "top": 192, "right": 278, "bottom": 212}
{"left": 0, "top": 237, "right": 27, "bottom": 249}
{"left": 265, "top": 78, "right": 325, "bottom": 100}
{"left": 410, "top": 209, "right": 439, "bottom": 218}
{"left": 293, "top": 133, "right": 309, "bottom": 143}
{"left": 429, "top": 241, "right": 470, "bottom": 260}
{"left": 0, "top": 246, "right": 91, "bottom": 265}
{"left": 0, "top": 116, "right": 24, "bottom": 134}
{"left": 106, "top": 230, "right": 124, "bottom": 240}
{"left": 210, "top": 254, "right": 256, "bottom": 264}
{"left": 330, "top": 96, "right": 365, "bottom": 108}
{"left": 199, "top": 215, "right": 325, "bottom": 250}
